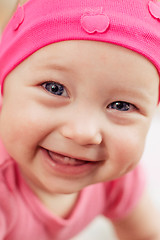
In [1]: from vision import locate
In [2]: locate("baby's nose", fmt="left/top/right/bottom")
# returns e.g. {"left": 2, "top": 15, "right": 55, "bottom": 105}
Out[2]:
{"left": 59, "top": 115, "right": 102, "bottom": 146}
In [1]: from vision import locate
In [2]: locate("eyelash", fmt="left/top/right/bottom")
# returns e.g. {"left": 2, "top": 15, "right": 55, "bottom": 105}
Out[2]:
{"left": 107, "top": 101, "right": 136, "bottom": 112}
{"left": 41, "top": 82, "right": 136, "bottom": 112}
{"left": 41, "top": 81, "right": 68, "bottom": 97}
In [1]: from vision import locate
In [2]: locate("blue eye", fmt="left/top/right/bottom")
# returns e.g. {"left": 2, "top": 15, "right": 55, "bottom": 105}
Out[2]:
{"left": 108, "top": 101, "right": 135, "bottom": 111}
{"left": 42, "top": 82, "right": 67, "bottom": 96}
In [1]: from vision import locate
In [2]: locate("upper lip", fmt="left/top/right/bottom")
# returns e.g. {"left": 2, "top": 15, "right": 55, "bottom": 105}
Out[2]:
{"left": 42, "top": 147, "right": 103, "bottom": 163}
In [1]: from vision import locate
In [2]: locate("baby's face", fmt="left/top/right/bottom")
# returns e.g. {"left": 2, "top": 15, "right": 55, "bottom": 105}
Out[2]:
{"left": 0, "top": 40, "right": 158, "bottom": 194}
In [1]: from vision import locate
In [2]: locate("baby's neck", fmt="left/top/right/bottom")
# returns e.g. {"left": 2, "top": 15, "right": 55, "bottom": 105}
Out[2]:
{"left": 38, "top": 191, "right": 79, "bottom": 219}
{"left": 20, "top": 171, "right": 80, "bottom": 219}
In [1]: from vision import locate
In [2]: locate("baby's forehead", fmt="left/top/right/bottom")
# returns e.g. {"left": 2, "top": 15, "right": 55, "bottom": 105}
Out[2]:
{"left": 18, "top": 40, "right": 153, "bottom": 67}
{"left": 14, "top": 40, "right": 159, "bottom": 86}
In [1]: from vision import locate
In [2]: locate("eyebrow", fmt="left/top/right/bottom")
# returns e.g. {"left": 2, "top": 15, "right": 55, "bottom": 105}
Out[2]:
{"left": 110, "top": 86, "right": 156, "bottom": 104}
{"left": 37, "top": 62, "right": 72, "bottom": 73}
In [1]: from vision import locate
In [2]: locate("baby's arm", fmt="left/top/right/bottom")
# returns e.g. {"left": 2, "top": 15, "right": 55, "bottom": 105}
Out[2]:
{"left": 112, "top": 191, "right": 160, "bottom": 240}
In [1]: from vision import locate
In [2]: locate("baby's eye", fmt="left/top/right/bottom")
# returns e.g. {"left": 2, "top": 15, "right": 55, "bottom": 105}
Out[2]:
{"left": 107, "top": 101, "right": 136, "bottom": 112}
{"left": 42, "top": 81, "right": 68, "bottom": 97}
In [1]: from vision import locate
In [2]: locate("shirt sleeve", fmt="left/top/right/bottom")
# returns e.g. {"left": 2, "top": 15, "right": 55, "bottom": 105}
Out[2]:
{"left": 103, "top": 164, "right": 146, "bottom": 220}
{"left": 0, "top": 181, "right": 17, "bottom": 239}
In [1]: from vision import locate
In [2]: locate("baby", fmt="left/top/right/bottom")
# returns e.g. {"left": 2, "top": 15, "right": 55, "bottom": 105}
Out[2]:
{"left": 0, "top": 0, "right": 160, "bottom": 239}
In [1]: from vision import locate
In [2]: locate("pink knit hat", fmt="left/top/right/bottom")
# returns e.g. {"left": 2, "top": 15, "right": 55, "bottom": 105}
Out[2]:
{"left": 0, "top": 0, "right": 160, "bottom": 95}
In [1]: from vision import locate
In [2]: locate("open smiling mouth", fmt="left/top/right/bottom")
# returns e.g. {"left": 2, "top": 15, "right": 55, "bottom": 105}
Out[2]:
{"left": 48, "top": 150, "right": 90, "bottom": 166}
{"left": 41, "top": 147, "right": 102, "bottom": 176}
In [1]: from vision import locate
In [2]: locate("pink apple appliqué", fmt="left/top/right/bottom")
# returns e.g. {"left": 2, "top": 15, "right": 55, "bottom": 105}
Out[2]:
{"left": 81, "top": 12, "right": 110, "bottom": 34}
{"left": 149, "top": 0, "right": 160, "bottom": 20}
{"left": 12, "top": 5, "right": 25, "bottom": 30}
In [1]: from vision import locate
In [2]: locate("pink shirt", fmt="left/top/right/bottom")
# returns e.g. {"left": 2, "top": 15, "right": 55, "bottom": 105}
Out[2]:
{"left": 0, "top": 139, "right": 145, "bottom": 240}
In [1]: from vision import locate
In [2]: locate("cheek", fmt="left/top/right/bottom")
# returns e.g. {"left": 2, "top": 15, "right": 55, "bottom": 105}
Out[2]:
{"left": 0, "top": 98, "right": 64, "bottom": 157}
{"left": 115, "top": 135, "right": 144, "bottom": 163}
{"left": 0, "top": 102, "right": 46, "bottom": 155}
{"left": 108, "top": 126, "right": 148, "bottom": 175}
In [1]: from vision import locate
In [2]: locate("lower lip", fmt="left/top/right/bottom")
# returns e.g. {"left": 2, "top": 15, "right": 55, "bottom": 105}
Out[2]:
{"left": 40, "top": 148, "right": 101, "bottom": 177}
